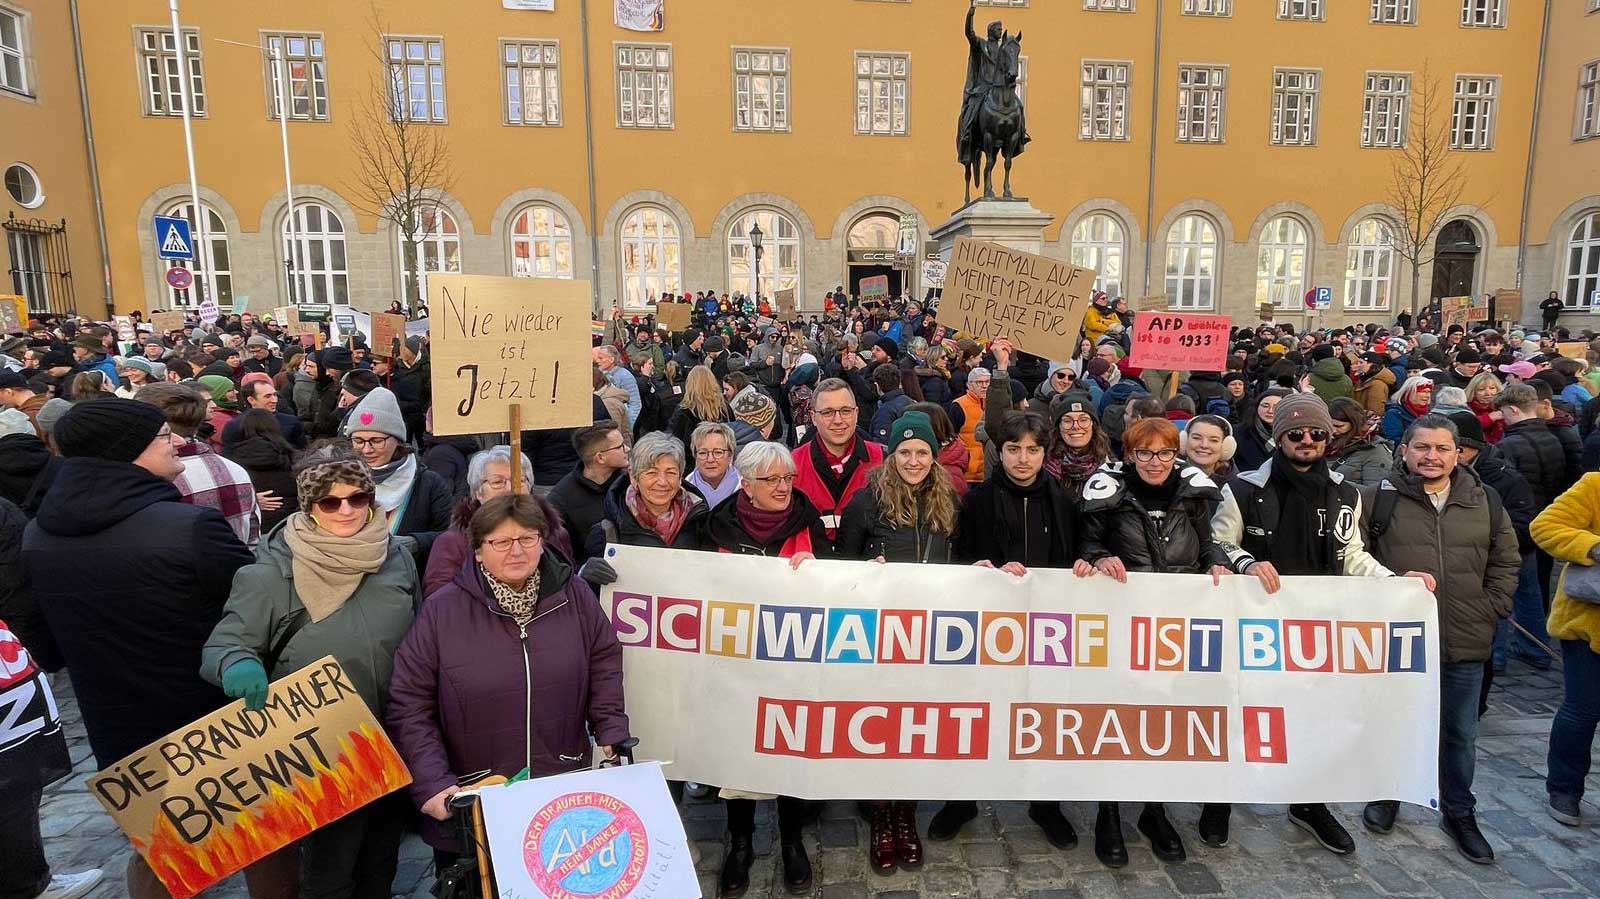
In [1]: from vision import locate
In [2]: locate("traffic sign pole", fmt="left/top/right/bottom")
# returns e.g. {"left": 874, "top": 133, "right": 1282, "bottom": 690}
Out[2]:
{"left": 168, "top": 0, "right": 207, "bottom": 305}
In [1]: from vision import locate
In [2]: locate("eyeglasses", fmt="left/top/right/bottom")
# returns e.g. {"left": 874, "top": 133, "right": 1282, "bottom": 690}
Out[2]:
{"left": 1061, "top": 417, "right": 1093, "bottom": 432}
{"left": 1132, "top": 448, "right": 1178, "bottom": 463}
{"left": 753, "top": 474, "right": 797, "bottom": 487}
{"left": 812, "top": 407, "right": 857, "bottom": 420}
{"left": 314, "top": 491, "right": 373, "bottom": 515}
{"left": 483, "top": 533, "right": 542, "bottom": 553}
{"left": 482, "top": 477, "right": 512, "bottom": 491}
{"left": 350, "top": 436, "right": 393, "bottom": 450}
{"left": 695, "top": 448, "right": 730, "bottom": 459}
{"left": 1284, "top": 429, "right": 1329, "bottom": 444}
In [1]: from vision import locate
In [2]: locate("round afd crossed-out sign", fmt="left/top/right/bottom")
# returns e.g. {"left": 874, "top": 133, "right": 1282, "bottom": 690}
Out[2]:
{"left": 523, "top": 791, "right": 649, "bottom": 899}
{"left": 165, "top": 267, "right": 194, "bottom": 290}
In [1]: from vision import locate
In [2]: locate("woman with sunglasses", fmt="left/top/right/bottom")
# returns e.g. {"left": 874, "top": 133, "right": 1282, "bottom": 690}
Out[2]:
{"left": 1073, "top": 417, "right": 1232, "bottom": 868}
{"left": 202, "top": 445, "right": 420, "bottom": 897}
{"left": 387, "top": 494, "right": 629, "bottom": 877}
{"left": 703, "top": 441, "right": 830, "bottom": 897}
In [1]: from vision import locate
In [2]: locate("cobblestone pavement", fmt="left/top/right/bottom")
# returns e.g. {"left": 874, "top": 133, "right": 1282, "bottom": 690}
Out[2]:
{"left": 37, "top": 660, "right": 1597, "bottom": 899}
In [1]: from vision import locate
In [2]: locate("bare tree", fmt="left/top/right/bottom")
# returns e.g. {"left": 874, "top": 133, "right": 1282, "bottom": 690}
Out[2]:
{"left": 1383, "top": 63, "right": 1470, "bottom": 318}
{"left": 346, "top": 5, "right": 455, "bottom": 311}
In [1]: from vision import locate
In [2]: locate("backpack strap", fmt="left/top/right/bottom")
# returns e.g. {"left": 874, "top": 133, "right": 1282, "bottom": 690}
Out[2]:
{"left": 1367, "top": 480, "right": 1400, "bottom": 542}
{"left": 263, "top": 606, "right": 309, "bottom": 673}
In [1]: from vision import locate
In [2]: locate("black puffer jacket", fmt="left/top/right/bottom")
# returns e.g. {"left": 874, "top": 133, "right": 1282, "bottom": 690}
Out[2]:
{"left": 1471, "top": 444, "right": 1537, "bottom": 554}
{"left": 1497, "top": 418, "right": 1578, "bottom": 507}
{"left": 835, "top": 483, "right": 956, "bottom": 563}
{"left": 584, "top": 476, "right": 713, "bottom": 556}
{"left": 225, "top": 435, "right": 299, "bottom": 532}
{"left": 0, "top": 433, "right": 57, "bottom": 515}
{"left": 1078, "top": 462, "right": 1230, "bottom": 573}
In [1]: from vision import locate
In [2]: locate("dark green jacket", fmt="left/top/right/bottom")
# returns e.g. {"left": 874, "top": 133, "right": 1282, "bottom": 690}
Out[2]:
{"left": 201, "top": 520, "right": 421, "bottom": 714}
{"left": 1360, "top": 465, "right": 1520, "bottom": 663}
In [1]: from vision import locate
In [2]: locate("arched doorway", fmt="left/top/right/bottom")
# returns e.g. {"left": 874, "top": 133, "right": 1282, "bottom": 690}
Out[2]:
{"left": 845, "top": 212, "right": 903, "bottom": 302}
{"left": 1431, "top": 219, "right": 1479, "bottom": 300}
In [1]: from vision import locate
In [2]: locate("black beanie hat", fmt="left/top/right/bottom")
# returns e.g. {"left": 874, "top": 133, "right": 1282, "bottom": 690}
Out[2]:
{"left": 1445, "top": 411, "right": 1486, "bottom": 451}
{"left": 54, "top": 397, "right": 166, "bottom": 462}
{"left": 320, "top": 346, "right": 353, "bottom": 371}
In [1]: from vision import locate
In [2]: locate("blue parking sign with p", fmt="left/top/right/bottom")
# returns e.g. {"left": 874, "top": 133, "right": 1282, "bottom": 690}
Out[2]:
{"left": 154, "top": 215, "right": 193, "bottom": 260}
{"left": 1314, "top": 286, "right": 1332, "bottom": 308}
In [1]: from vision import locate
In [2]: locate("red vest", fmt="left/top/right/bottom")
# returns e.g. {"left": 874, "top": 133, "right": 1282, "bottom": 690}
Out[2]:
{"left": 791, "top": 438, "right": 884, "bottom": 539}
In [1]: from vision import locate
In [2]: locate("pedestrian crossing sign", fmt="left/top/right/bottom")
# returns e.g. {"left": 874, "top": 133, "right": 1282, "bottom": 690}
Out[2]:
{"left": 154, "top": 214, "right": 193, "bottom": 260}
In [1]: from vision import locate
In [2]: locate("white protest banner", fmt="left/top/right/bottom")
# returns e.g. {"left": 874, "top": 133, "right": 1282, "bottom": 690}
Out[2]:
{"left": 427, "top": 273, "right": 593, "bottom": 436}
{"left": 479, "top": 762, "right": 701, "bottom": 899}
{"left": 404, "top": 317, "right": 429, "bottom": 338}
{"left": 614, "top": 0, "right": 664, "bottom": 31}
{"left": 600, "top": 546, "right": 1440, "bottom": 806}
{"left": 921, "top": 258, "right": 948, "bottom": 289}
{"left": 944, "top": 237, "right": 1095, "bottom": 364}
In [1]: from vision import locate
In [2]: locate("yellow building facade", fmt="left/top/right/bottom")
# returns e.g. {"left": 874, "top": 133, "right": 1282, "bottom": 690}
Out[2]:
{"left": 3, "top": 0, "right": 1598, "bottom": 327}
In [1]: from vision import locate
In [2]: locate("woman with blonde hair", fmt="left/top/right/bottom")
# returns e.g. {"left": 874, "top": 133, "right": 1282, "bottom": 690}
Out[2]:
{"left": 1466, "top": 370, "right": 1506, "bottom": 443}
{"left": 667, "top": 364, "right": 730, "bottom": 448}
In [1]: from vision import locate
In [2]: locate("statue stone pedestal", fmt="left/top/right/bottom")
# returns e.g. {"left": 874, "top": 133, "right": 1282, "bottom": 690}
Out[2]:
{"left": 931, "top": 198, "right": 1055, "bottom": 259}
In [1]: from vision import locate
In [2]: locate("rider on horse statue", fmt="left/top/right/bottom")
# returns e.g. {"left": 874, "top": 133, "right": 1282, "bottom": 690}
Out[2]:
{"left": 957, "top": 0, "right": 1030, "bottom": 203}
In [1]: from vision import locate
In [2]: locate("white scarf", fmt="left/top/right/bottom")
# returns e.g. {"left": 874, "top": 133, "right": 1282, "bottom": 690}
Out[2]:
{"left": 370, "top": 453, "right": 418, "bottom": 532}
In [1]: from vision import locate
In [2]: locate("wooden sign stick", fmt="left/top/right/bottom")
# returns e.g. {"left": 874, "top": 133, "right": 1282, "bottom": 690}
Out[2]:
{"left": 509, "top": 404, "right": 524, "bottom": 495}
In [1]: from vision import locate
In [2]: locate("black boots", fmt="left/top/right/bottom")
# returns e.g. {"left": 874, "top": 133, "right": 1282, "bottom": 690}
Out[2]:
{"left": 717, "top": 834, "right": 753, "bottom": 899}
{"left": 1198, "top": 803, "right": 1231, "bottom": 847}
{"left": 780, "top": 839, "right": 813, "bottom": 893}
{"left": 1138, "top": 803, "right": 1186, "bottom": 862}
{"left": 1094, "top": 802, "right": 1128, "bottom": 868}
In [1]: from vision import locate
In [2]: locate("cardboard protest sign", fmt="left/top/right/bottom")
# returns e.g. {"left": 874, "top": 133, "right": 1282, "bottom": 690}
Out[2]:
{"left": 0, "top": 295, "right": 23, "bottom": 332}
{"left": 1138, "top": 295, "right": 1167, "bottom": 312}
{"left": 943, "top": 237, "right": 1096, "bottom": 364}
{"left": 114, "top": 315, "right": 136, "bottom": 342}
{"left": 1258, "top": 302, "right": 1276, "bottom": 322}
{"left": 1557, "top": 341, "right": 1590, "bottom": 360}
{"left": 922, "top": 258, "right": 948, "bottom": 289}
{"left": 150, "top": 310, "right": 187, "bottom": 334}
{"left": 371, "top": 312, "right": 406, "bottom": 358}
{"left": 479, "top": 762, "right": 701, "bottom": 899}
{"left": 655, "top": 301, "right": 691, "bottom": 333}
{"left": 1438, "top": 295, "right": 1488, "bottom": 331}
{"left": 860, "top": 275, "right": 890, "bottom": 299}
{"left": 1493, "top": 289, "right": 1523, "bottom": 322}
{"left": 775, "top": 287, "right": 797, "bottom": 317}
{"left": 88, "top": 657, "right": 411, "bottom": 899}
{"left": 1130, "top": 312, "right": 1231, "bottom": 372}
{"left": 428, "top": 273, "right": 593, "bottom": 436}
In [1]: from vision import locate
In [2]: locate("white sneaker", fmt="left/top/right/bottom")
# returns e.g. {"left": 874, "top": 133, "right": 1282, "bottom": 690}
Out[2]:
{"left": 38, "top": 870, "right": 104, "bottom": 899}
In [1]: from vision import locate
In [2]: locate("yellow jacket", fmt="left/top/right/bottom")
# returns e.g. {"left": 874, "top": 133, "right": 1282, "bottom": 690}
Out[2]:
{"left": 1530, "top": 472, "right": 1600, "bottom": 654}
{"left": 1083, "top": 304, "right": 1119, "bottom": 346}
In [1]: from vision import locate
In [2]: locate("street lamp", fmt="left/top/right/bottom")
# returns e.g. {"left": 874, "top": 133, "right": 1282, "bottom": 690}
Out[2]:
{"left": 749, "top": 220, "right": 764, "bottom": 304}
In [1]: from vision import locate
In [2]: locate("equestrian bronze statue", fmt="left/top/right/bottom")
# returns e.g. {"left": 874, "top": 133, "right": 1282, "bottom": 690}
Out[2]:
{"left": 957, "top": 0, "right": 1030, "bottom": 204}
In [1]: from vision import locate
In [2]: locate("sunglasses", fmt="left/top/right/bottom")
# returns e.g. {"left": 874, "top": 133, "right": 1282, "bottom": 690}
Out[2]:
{"left": 1284, "top": 429, "right": 1329, "bottom": 444}
{"left": 1053, "top": 371, "right": 1074, "bottom": 381}
{"left": 314, "top": 491, "right": 374, "bottom": 515}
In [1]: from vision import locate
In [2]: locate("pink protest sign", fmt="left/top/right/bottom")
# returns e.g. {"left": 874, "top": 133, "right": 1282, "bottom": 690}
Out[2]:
{"left": 1130, "top": 311, "right": 1231, "bottom": 372}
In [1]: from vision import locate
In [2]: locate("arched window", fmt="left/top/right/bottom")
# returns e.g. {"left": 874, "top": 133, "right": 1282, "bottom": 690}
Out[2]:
{"left": 619, "top": 205, "right": 681, "bottom": 309}
{"left": 510, "top": 204, "right": 574, "bottom": 279}
{"left": 398, "top": 206, "right": 462, "bottom": 303}
{"left": 1070, "top": 213, "right": 1125, "bottom": 299}
{"left": 1255, "top": 216, "right": 1309, "bottom": 309}
{"left": 1164, "top": 214, "right": 1218, "bottom": 309}
{"left": 160, "top": 202, "right": 232, "bottom": 308}
{"left": 1564, "top": 210, "right": 1600, "bottom": 308}
{"left": 847, "top": 213, "right": 898, "bottom": 248}
{"left": 1344, "top": 217, "right": 1396, "bottom": 311}
{"left": 283, "top": 202, "right": 348, "bottom": 305}
{"left": 728, "top": 208, "right": 799, "bottom": 300}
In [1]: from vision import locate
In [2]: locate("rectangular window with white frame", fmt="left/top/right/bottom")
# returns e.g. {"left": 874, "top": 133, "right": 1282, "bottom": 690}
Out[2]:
{"left": 855, "top": 51, "right": 909, "bottom": 136}
{"left": 136, "top": 27, "right": 206, "bottom": 116}
{"left": 1080, "top": 60, "right": 1131, "bottom": 141}
{"left": 384, "top": 36, "right": 445, "bottom": 122}
{"left": 733, "top": 47, "right": 789, "bottom": 132}
{"left": 503, "top": 39, "right": 561, "bottom": 126}
{"left": 1451, "top": 75, "right": 1498, "bottom": 149}
{"left": 1370, "top": 0, "right": 1414, "bottom": 24}
{"left": 1579, "top": 60, "right": 1600, "bottom": 141}
{"left": 0, "top": 5, "right": 30, "bottom": 97}
{"left": 1460, "top": 0, "right": 1505, "bottom": 27}
{"left": 1362, "top": 71, "right": 1410, "bottom": 148}
{"left": 1084, "top": 0, "right": 1133, "bottom": 10}
{"left": 1277, "top": 0, "right": 1323, "bottom": 21}
{"left": 616, "top": 43, "right": 673, "bottom": 129}
{"left": 1015, "top": 56, "right": 1028, "bottom": 104}
{"left": 1182, "top": 0, "right": 1231, "bottom": 15}
{"left": 262, "top": 32, "right": 327, "bottom": 121}
{"left": 1271, "top": 68, "right": 1319, "bottom": 146}
{"left": 1176, "top": 64, "right": 1226, "bottom": 143}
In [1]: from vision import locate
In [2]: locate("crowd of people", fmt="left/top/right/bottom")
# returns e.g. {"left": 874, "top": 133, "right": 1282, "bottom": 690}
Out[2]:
{"left": 0, "top": 286, "right": 1597, "bottom": 899}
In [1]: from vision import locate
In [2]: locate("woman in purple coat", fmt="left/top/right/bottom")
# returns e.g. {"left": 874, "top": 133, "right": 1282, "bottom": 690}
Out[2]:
{"left": 385, "top": 495, "right": 630, "bottom": 867}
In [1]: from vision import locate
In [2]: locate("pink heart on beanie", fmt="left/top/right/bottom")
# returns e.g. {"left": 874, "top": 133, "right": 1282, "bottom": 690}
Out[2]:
{"left": 360, "top": 412, "right": 375, "bottom": 426}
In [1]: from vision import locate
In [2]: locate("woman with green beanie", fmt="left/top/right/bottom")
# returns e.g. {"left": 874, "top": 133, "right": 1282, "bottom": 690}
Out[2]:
{"left": 197, "top": 373, "right": 243, "bottom": 452}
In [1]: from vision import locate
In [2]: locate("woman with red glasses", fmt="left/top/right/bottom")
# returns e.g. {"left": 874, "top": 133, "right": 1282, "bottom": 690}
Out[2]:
{"left": 201, "top": 445, "right": 420, "bottom": 897}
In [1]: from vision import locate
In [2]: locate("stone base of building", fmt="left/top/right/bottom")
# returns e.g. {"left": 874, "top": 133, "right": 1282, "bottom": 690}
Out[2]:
{"left": 932, "top": 197, "right": 1056, "bottom": 258}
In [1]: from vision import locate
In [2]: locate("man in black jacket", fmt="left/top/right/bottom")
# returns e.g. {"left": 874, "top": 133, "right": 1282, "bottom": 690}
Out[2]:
{"left": 1494, "top": 383, "right": 1576, "bottom": 509}
{"left": 17, "top": 398, "right": 259, "bottom": 899}
{"left": 547, "top": 422, "right": 629, "bottom": 565}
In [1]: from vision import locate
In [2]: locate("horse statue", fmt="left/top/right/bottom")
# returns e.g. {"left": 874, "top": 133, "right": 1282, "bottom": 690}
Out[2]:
{"left": 957, "top": 0, "right": 1030, "bottom": 204}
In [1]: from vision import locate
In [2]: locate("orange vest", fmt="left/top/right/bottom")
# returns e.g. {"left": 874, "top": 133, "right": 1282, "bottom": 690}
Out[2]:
{"left": 955, "top": 392, "right": 986, "bottom": 483}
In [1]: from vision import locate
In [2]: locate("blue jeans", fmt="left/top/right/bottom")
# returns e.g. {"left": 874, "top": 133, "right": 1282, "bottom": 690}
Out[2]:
{"left": 1440, "top": 661, "right": 1484, "bottom": 819}
{"left": 1548, "top": 639, "right": 1600, "bottom": 802}
{"left": 1492, "top": 552, "right": 1551, "bottom": 666}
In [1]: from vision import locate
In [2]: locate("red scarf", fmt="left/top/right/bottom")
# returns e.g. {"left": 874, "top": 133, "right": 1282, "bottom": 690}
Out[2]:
{"left": 626, "top": 484, "right": 695, "bottom": 546}
{"left": 735, "top": 492, "right": 794, "bottom": 546}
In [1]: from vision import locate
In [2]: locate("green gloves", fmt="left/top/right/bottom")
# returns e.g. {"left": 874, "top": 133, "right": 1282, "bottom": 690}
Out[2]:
{"left": 222, "top": 658, "right": 269, "bottom": 711}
